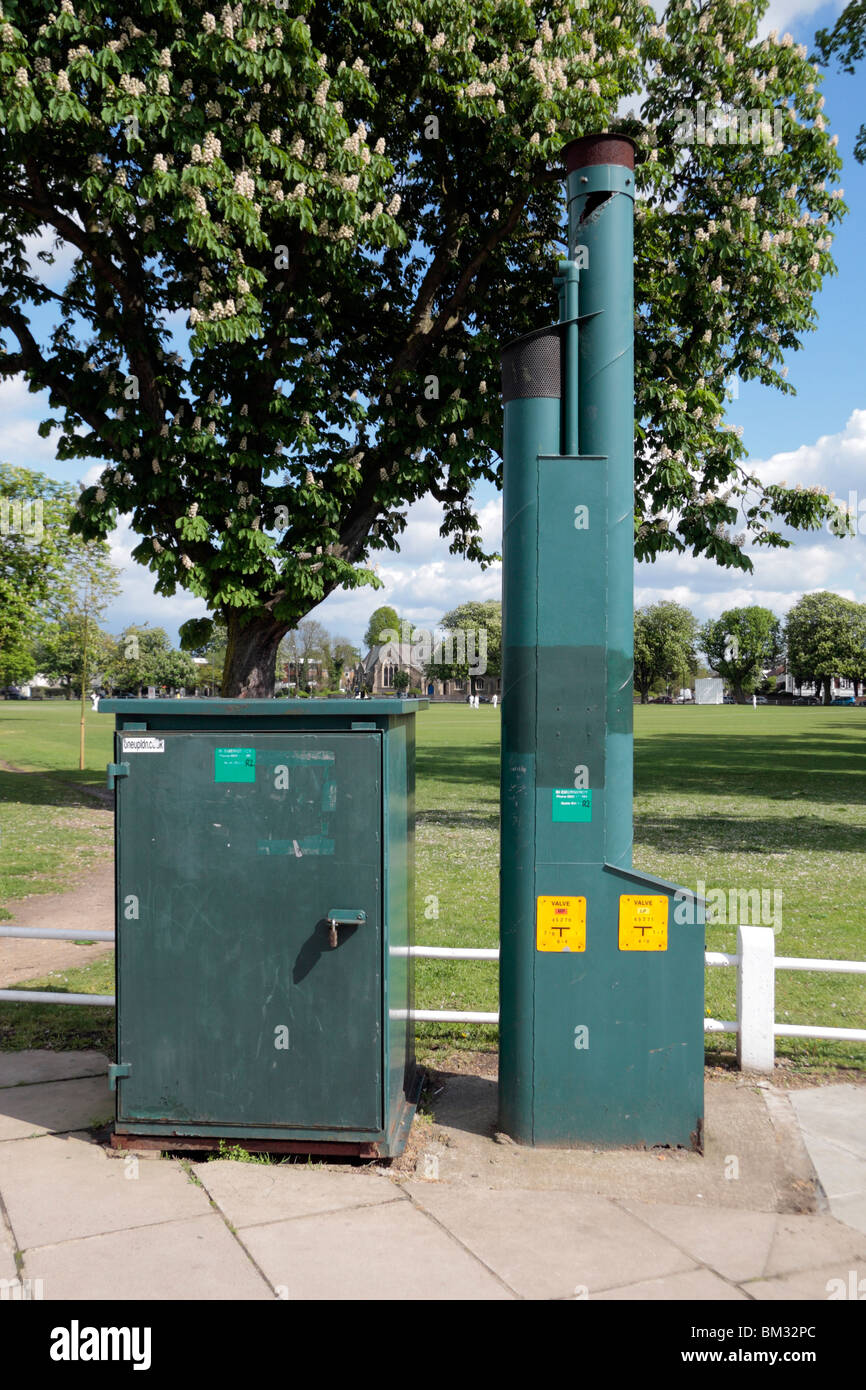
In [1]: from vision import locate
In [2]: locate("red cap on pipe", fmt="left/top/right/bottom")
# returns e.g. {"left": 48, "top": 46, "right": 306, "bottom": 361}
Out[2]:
{"left": 563, "top": 133, "right": 636, "bottom": 174}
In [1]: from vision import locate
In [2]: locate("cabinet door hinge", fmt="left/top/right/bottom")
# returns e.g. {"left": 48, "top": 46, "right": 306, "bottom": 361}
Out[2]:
{"left": 106, "top": 762, "right": 130, "bottom": 790}
{"left": 109, "top": 1062, "right": 131, "bottom": 1091}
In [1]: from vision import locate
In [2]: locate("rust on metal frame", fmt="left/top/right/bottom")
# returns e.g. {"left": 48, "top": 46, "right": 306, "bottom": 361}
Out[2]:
{"left": 563, "top": 133, "right": 636, "bottom": 173}
{"left": 110, "top": 1132, "right": 381, "bottom": 1159}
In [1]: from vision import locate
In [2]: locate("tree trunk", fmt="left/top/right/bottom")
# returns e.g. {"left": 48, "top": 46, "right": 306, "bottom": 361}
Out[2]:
{"left": 824, "top": 676, "right": 833, "bottom": 705}
{"left": 222, "top": 612, "right": 289, "bottom": 697}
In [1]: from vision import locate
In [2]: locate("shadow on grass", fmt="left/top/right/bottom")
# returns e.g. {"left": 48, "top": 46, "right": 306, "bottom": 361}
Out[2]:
{"left": 0, "top": 768, "right": 111, "bottom": 809}
{"left": 635, "top": 731, "right": 866, "bottom": 802}
{"left": 417, "top": 809, "right": 499, "bottom": 831}
{"left": 416, "top": 746, "right": 499, "bottom": 789}
{"left": 634, "top": 811, "right": 865, "bottom": 855}
{"left": 0, "top": 1000, "right": 115, "bottom": 1055}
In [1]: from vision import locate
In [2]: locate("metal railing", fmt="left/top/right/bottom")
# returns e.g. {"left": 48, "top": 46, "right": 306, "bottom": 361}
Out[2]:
{"left": 2, "top": 926, "right": 864, "bottom": 1070}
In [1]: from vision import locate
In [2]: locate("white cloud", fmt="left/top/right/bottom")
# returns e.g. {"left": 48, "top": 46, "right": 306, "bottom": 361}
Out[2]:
{"left": 0, "top": 377, "right": 62, "bottom": 469}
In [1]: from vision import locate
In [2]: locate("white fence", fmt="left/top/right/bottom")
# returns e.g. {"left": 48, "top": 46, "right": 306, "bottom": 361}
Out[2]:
{"left": 1, "top": 925, "right": 864, "bottom": 1073}
{"left": 393, "top": 925, "right": 866, "bottom": 1073}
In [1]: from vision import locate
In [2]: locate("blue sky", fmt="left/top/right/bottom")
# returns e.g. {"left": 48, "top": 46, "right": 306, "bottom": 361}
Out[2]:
{"left": 2, "top": 0, "right": 863, "bottom": 650}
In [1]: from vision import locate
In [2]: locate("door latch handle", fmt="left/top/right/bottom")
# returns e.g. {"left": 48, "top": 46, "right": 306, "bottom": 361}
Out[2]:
{"left": 327, "top": 908, "right": 366, "bottom": 948}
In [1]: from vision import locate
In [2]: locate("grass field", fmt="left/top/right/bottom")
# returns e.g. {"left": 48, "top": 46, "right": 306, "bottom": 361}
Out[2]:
{"left": 1, "top": 700, "right": 864, "bottom": 1074}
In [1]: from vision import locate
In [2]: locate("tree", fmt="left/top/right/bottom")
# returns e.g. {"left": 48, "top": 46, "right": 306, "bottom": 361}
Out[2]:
{"left": 179, "top": 612, "right": 227, "bottom": 692}
{"left": 392, "top": 668, "right": 409, "bottom": 693}
{"left": 0, "top": 464, "right": 93, "bottom": 684}
{"left": 815, "top": 2, "right": 866, "bottom": 162}
{"left": 34, "top": 542, "right": 122, "bottom": 697}
{"left": 278, "top": 618, "right": 329, "bottom": 690}
{"left": 423, "top": 600, "right": 501, "bottom": 685}
{"left": 633, "top": 601, "right": 698, "bottom": 703}
{"left": 104, "top": 624, "right": 197, "bottom": 695}
{"left": 0, "top": 2, "right": 845, "bottom": 696}
{"left": 37, "top": 620, "right": 114, "bottom": 697}
{"left": 363, "top": 607, "right": 401, "bottom": 653}
{"left": 327, "top": 634, "right": 355, "bottom": 691}
{"left": 785, "top": 592, "right": 866, "bottom": 704}
{"left": 700, "top": 605, "right": 782, "bottom": 703}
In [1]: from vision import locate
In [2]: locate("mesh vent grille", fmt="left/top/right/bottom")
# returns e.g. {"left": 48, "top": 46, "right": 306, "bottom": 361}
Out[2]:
{"left": 501, "top": 328, "right": 562, "bottom": 403}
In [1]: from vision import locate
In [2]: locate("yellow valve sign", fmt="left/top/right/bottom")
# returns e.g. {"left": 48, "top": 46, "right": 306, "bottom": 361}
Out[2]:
{"left": 618, "top": 895, "right": 668, "bottom": 951}
{"left": 536, "top": 896, "right": 586, "bottom": 952}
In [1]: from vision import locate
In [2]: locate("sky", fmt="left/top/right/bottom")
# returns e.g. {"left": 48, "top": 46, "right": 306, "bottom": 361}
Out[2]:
{"left": 1, "top": 0, "right": 863, "bottom": 651}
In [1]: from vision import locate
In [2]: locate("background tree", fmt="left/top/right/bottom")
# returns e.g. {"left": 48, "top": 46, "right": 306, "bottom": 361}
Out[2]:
{"left": 326, "top": 634, "right": 355, "bottom": 692}
{"left": 34, "top": 542, "right": 122, "bottom": 698}
{"left": 363, "top": 606, "right": 401, "bottom": 652}
{"left": 633, "top": 601, "right": 698, "bottom": 703}
{"left": 104, "top": 623, "right": 197, "bottom": 695}
{"left": 815, "top": 2, "right": 865, "bottom": 162}
{"left": 278, "top": 617, "right": 330, "bottom": 691}
{"left": 37, "top": 620, "right": 115, "bottom": 698}
{"left": 0, "top": 464, "right": 93, "bottom": 685}
{"left": 785, "top": 591, "right": 866, "bottom": 704}
{"left": 423, "top": 599, "right": 502, "bottom": 686}
{"left": 700, "top": 605, "right": 782, "bottom": 702}
{"left": 0, "top": 2, "right": 845, "bottom": 695}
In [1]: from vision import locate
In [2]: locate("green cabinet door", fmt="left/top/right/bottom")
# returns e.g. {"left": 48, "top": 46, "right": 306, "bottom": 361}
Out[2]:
{"left": 115, "top": 731, "right": 382, "bottom": 1132}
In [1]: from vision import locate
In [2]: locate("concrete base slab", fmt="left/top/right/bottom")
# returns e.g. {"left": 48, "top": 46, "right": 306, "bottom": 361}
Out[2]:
{"left": 0, "top": 1133, "right": 213, "bottom": 1248}
{"left": 402, "top": 1185, "right": 697, "bottom": 1299}
{"left": 241, "top": 1199, "right": 515, "bottom": 1300}
{"left": 0, "top": 1075, "right": 112, "bottom": 1140}
{"left": 23, "top": 1215, "right": 272, "bottom": 1301}
{"left": 421, "top": 1070, "right": 817, "bottom": 1214}
{"left": 0, "top": 1050, "right": 108, "bottom": 1087}
{"left": 195, "top": 1158, "right": 400, "bottom": 1229}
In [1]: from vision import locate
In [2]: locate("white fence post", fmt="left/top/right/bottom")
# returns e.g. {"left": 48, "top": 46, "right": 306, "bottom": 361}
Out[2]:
{"left": 736, "top": 926, "right": 776, "bottom": 1072}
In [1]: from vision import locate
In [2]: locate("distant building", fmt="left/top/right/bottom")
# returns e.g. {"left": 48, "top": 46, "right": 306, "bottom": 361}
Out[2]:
{"left": 355, "top": 640, "right": 501, "bottom": 700}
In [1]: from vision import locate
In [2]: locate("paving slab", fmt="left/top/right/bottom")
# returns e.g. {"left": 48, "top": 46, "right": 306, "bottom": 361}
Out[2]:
{"left": 22, "top": 1215, "right": 272, "bottom": 1301}
{"left": 402, "top": 1185, "right": 697, "bottom": 1298}
{"left": 596, "top": 1267, "right": 748, "bottom": 1301}
{"left": 241, "top": 1199, "right": 515, "bottom": 1300}
{"left": 0, "top": 1133, "right": 213, "bottom": 1248}
{"left": 618, "top": 1200, "right": 778, "bottom": 1283}
{"left": 0, "top": 1217, "right": 16, "bottom": 1282}
{"left": 0, "top": 1050, "right": 108, "bottom": 1087}
{"left": 195, "top": 1158, "right": 401, "bottom": 1228}
{"left": 789, "top": 1086, "right": 866, "bottom": 1235}
{"left": 763, "top": 1212, "right": 866, "bottom": 1278}
{"left": 0, "top": 1075, "right": 112, "bottom": 1140}
{"left": 745, "top": 1263, "right": 864, "bottom": 1301}
{"left": 790, "top": 1085, "right": 866, "bottom": 1157}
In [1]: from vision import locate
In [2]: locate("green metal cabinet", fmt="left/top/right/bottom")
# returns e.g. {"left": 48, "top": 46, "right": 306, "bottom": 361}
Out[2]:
{"left": 100, "top": 698, "right": 425, "bottom": 1157}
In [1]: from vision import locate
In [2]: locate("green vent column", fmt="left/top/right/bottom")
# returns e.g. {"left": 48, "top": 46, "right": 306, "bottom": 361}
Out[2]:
{"left": 499, "top": 134, "right": 705, "bottom": 1150}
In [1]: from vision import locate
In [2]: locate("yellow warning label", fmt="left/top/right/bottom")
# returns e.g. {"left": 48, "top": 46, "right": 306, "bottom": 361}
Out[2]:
{"left": 536, "top": 896, "right": 586, "bottom": 952}
{"left": 618, "top": 895, "right": 668, "bottom": 951}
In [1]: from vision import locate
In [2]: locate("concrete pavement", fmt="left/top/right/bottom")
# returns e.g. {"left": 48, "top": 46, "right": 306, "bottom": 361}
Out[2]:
{"left": 1, "top": 1050, "right": 864, "bottom": 1301}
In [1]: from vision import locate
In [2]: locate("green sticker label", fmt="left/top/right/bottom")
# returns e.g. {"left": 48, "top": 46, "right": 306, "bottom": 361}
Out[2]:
{"left": 215, "top": 747, "right": 256, "bottom": 783}
{"left": 552, "top": 788, "right": 592, "bottom": 822}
